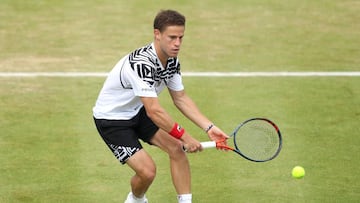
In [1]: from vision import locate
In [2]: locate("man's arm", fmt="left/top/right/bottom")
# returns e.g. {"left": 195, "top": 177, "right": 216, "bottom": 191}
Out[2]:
{"left": 140, "top": 97, "right": 176, "bottom": 132}
{"left": 140, "top": 96, "right": 201, "bottom": 151}
{"left": 168, "top": 89, "right": 213, "bottom": 131}
{"left": 168, "top": 89, "right": 229, "bottom": 142}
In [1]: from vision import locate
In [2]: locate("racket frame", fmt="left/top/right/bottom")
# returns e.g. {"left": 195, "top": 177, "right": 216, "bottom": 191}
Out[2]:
{"left": 201, "top": 118, "right": 282, "bottom": 162}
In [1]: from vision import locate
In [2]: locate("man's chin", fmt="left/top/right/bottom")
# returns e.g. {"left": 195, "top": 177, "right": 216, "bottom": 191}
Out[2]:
{"left": 169, "top": 52, "right": 179, "bottom": 57}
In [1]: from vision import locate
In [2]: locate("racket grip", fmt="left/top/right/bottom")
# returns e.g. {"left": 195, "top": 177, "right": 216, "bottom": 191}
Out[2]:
{"left": 182, "top": 141, "right": 217, "bottom": 152}
{"left": 200, "top": 141, "right": 217, "bottom": 149}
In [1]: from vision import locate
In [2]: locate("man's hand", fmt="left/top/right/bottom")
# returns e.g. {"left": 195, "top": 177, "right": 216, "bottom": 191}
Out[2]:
{"left": 207, "top": 125, "right": 229, "bottom": 148}
{"left": 181, "top": 133, "right": 202, "bottom": 153}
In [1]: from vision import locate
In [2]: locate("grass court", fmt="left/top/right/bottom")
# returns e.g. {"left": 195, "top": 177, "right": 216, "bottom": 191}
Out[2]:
{"left": 0, "top": 1, "right": 359, "bottom": 202}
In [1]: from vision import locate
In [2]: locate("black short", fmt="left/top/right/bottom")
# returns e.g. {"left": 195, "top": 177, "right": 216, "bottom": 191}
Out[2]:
{"left": 94, "top": 107, "right": 159, "bottom": 164}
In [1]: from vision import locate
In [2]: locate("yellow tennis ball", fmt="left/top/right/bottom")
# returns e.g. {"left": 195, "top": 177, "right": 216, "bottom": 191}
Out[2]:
{"left": 292, "top": 166, "right": 305, "bottom": 179}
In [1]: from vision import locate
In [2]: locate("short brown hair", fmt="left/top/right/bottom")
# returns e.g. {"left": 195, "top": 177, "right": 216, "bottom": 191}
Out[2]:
{"left": 153, "top": 10, "right": 186, "bottom": 32}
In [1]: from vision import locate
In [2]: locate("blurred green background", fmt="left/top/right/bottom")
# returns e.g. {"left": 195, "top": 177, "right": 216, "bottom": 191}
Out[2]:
{"left": 0, "top": 1, "right": 359, "bottom": 202}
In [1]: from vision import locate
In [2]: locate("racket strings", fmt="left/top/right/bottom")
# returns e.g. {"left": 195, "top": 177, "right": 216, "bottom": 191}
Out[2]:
{"left": 235, "top": 120, "right": 280, "bottom": 161}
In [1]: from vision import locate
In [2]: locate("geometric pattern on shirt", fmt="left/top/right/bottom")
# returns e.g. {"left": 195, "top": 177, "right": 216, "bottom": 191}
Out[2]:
{"left": 128, "top": 44, "right": 181, "bottom": 87}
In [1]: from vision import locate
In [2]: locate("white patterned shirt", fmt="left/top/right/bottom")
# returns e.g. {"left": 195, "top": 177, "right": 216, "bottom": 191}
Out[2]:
{"left": 93, "top": 43, "right": 184, "bottom": 120}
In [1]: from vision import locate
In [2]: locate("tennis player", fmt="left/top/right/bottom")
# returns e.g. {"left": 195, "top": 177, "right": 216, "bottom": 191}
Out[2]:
{"left": 93, "top": 9, "right": 228, "bottom": 203}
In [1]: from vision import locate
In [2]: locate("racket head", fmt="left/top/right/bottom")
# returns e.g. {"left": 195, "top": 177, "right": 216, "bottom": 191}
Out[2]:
{"left": 231, "top": 118, "right": 282, "bottom": 162}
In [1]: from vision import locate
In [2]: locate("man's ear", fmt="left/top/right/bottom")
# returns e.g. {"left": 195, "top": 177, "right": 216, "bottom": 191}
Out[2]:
{"left": 154, "top": 29, "right": 161, "bottom": 41}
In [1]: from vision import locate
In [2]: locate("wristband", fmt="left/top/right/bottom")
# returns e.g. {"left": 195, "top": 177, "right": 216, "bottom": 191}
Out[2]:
{"left": 205, "top": 124, "right": 214, "bottom": 133}
{"left": 169, "top": 123, "right": 185, "bottom": 139}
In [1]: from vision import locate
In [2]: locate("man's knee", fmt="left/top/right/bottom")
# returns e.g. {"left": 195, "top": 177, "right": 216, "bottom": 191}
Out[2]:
{"left": 137, "top": 164, "right": 156, "bottom": 182}
{"left": 143, "top": 166, "right": 156, "bottom": 182}
{"left": 168, "top": 142, "right": 187, "bottom": 160}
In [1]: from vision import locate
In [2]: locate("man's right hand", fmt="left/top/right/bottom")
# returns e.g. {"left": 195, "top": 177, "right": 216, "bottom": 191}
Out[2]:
{"left": 181, "top": 133, "right": 202, "bottom": 153}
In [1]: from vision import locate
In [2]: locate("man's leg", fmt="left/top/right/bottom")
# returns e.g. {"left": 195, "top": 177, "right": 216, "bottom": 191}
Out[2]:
{"left": 150, "top": 129, "right": 191, "bottom": 195}
{"left": 94, "top": 116, "right": 155, "bottom": 202}
{"left": 126, "top": 149, "right": 156, "bottom": 198}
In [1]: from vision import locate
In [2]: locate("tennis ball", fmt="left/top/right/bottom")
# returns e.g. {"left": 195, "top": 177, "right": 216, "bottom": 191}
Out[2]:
{"left": 292, "top": 166, "right": 305, "bottom": 179}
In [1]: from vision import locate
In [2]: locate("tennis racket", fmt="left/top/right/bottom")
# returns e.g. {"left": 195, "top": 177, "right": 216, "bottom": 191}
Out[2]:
{"left": 186, "top": 118, "right": 282, "bottom": 162}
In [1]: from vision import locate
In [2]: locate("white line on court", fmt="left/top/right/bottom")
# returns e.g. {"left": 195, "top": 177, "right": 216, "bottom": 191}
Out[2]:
{"left": 182, "top": 72, "right": 360, "bottom": 77}
{"left": 0, "top": 72, "right": 108, "bottom": 77}
{"left": 0, "top": 72, "right": 359, "bottom": 77}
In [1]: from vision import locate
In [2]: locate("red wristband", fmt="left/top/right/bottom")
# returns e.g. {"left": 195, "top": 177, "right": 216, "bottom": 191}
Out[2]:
{"left": 169, "top": 123, "right": 185, "bottom": 139}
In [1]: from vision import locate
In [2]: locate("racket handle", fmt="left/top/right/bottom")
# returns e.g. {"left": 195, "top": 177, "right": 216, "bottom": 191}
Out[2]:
{"left": 182, "top": 141, "right": 217, "bottom": 152}
{"left": 201, "top": 141, "right": 217, "bottom": 149}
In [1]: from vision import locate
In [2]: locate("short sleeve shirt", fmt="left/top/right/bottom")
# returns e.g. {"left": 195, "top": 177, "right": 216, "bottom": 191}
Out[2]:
{"left": 93, "top": 43, "right": 184, "bottom": 120}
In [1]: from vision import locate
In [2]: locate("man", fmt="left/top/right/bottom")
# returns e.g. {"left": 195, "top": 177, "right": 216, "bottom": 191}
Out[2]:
{"left": 93, "top": 10, "right": 228, "bottom": 203}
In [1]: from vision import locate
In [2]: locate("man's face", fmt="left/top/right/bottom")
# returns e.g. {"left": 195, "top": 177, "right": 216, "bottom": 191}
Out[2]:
{"left": 155, "top": 25, "right": 185, "bottom": 58}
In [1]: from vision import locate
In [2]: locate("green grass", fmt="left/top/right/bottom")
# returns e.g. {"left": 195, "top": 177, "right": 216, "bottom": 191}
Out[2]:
{"left": 0, "top": 0, "right": 360, "bottom": 202}
{"left": 1, "top": 77, "right": 359, "bottom": 202}
{"left": 1, "top": 0, "right": 359, "bottom": 72}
